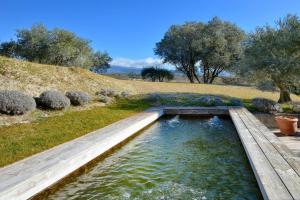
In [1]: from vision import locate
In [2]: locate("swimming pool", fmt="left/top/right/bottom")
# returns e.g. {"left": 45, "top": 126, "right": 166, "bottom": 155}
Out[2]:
{"left": 47, "top": 115, "right": 262, "bottom": 199}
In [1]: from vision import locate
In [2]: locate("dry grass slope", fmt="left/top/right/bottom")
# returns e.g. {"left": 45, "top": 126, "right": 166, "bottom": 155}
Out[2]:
{"left": 0, "top": 56, "right": 299, "bottom": 101}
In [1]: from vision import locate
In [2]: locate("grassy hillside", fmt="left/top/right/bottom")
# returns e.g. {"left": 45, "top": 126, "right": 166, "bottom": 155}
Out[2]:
{"left": 1, "top": 56, "right": 299, "bottom": 101}
{"left": 0, "top": 56, "right": 136, "bottom": 97}
{"left": 0, "top": 56, "right": 299, "bottom": 167}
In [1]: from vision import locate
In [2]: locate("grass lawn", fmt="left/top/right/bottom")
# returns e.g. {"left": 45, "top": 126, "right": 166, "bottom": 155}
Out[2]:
{"left": 0, "top": 98, "right": 150, "bottom": 167}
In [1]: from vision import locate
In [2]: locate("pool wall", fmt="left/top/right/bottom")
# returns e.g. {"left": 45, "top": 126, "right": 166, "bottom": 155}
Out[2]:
{"left": 0, "top": 106, "right": 300, "bottom": 200}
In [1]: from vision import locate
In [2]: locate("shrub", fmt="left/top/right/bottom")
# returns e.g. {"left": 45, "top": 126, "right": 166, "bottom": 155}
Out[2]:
{"left": 291, "top": 102, "right": 300, "bottom": 113}
{"left": 252, "top": 98, "right": 282, "bottom": 113}
{"left": 230, "top": 98, "right": 244, "bottom": 106}
{"left": 38, "top": 90, "right": 70, "bottom": 110}
{"left": 96, "top": 88, "right": 116, "bottom": 97}
{"left": 121, "top": 91, "right": 130, "bottom": 98}
{"left": 98, "top": 95, "right": 112, "bottom": 104}
{"left": 197, "top": 96, "right": 224, "bottom": 106}
{"left": 66, "top": 91, "right": 90, "bottom": 106}
{"left": 0, "top": 90, "right": 36, "bottom": 115}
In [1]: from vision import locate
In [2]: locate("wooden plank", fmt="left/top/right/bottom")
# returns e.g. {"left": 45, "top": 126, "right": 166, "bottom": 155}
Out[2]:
{"left": 229, "top": 109, "right": 292, "bottom": 200}
{"left": 0, "top": 107, "right": 164, "bottom": 200}
{"left": 241, "top": 108, "right": 300, "bottom": 177}
{"left": 236, "top": 110, "right": 300, "bottom": 199}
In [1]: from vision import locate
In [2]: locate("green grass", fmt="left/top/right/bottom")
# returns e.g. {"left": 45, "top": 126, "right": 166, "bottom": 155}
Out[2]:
{"left": 0, "top": 98, "right": 150, "bottom": 167}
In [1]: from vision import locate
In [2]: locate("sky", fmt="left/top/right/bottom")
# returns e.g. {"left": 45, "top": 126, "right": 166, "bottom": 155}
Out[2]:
{"left": 1, "top": 0, "right": 300, "bottom": 67}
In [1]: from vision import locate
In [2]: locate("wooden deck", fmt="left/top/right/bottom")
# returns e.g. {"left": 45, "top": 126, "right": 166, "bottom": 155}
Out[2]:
{"left": 229, "top": 107, "right": 300, "bottom": 200}
{"left": 272, "top": 129, "right": 300, "bottom": 157}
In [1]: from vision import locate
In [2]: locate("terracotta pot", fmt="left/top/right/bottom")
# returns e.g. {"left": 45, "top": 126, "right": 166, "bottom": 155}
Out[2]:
{"left": 275, "top": 116, "right": 298, "bottom": 136}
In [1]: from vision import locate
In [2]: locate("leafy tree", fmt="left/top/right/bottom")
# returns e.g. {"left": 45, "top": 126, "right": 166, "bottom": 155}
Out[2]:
{"left": 91, "top": 51, "right": 112, "bottom": 73}
{"left": 196, "top": 17, "right": 245, "bottom": 83}
{"left": 141, "top": 66, "right": 174, "bottom": 82}
{"left": 0, "top": 24, "right": 111, "bottom": 70}
{"left": 16, "top": 24, "right": 51, "bottom": 63}
{"left": 141, "top": 67, "right": 157, "bottom": 82}
{"left": 239, "top": 14, "right": 300, "bottom": 103}
{"left": 155, "top": 22, "right": 203, "bottom": 83}
{"left": 0, "top": 41, "right": 18, "bottom": 58}
{"left": 47, "top": 28, "right": 93, "bottom": 68}
{"left": 155, "top": 17, "right": 245, "bottom": 84}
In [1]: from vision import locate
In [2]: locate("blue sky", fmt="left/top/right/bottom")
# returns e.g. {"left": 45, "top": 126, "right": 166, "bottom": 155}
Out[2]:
{"left": 1, "top": 0, "right": 300, "bottom": 67}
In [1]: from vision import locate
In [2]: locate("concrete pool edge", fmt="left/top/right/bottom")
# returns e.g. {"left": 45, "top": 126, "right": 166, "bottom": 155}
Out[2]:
{"left": 0, "top": 107, "right": 164, "bottom": 200}
{"left": 1, "top": 106, "right": 300, "bottom": 200}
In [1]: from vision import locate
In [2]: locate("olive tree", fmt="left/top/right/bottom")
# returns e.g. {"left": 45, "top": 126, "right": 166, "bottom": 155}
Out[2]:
{"left": 0, "top": 24, "right": 111, "bottom": 71}
{"left": 155, "top": 17, "right": 245, "bottom": 84}
{"left": 155, "top": 22, "right": 204, "bottom": 83}
{"left": 141, "top": 66, "right": 174, "bottom": 82}
{"left": 239, "top": 15, "right": 300, "bottom": 103}
{"left": 196, "top": 17, "right": 245, "bottom": 83}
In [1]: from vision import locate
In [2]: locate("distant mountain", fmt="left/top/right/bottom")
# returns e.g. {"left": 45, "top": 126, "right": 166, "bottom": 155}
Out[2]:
{"left": 105, "top": 65, "right": 142, "bottom": 74}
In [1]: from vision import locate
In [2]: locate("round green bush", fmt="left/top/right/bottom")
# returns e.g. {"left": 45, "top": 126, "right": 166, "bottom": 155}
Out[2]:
{"left": 38, "top": 90, "right": 70, "bottom": 110}
{"left": 66, "top": 91, "right": 90, "bottom": 106}
{"left": 0, "top": 90, "right": 36, "bottom": 115}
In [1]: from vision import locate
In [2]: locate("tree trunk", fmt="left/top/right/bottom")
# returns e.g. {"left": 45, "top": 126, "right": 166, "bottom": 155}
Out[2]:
{"left": 278, "top": 88, "right": 292, "bottom": 103}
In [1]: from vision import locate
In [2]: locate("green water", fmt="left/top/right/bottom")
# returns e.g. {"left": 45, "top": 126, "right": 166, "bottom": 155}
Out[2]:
{"left": 48, "top": 116, "right": 262, "bottom": 200}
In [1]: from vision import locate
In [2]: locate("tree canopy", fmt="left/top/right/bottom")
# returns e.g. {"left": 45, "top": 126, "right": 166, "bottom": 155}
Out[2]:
{"left": 155, "top": 17, "right": 245, "bottom": 83}
{"left": 239, "top": 14, "right": 300, "bottom": 103}
{"left": 141, "top": 66, "right": 174, "bottom": 82}
{"left": 0, "top": 24, "right": 112, "bottom": 71}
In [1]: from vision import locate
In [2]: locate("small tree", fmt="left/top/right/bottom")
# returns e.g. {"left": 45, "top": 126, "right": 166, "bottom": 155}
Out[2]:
{"left": 196, "top": 17, "right": 245, "bottom": 83}
{"left": 155, "top": 22, "right": 204, "bottom": 83}
{"left": 141, "top": 66, "right": 174, "bottom": 82}
{"left": 155, "top": 17, "right": 245, "bottom": 84}
{"left": 239, "top": 14, "right": 300, "bottom": 103}
{"left": 90, "top": 51, "right": 112, "bottom": 73}
{"left": 141, "top": 67, "right": 157, "bottom": 82}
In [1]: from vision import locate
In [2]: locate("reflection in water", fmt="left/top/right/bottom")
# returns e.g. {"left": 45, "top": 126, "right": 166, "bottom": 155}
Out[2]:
{"left": 48, "top": 116, "right": 262, "bottom": 200}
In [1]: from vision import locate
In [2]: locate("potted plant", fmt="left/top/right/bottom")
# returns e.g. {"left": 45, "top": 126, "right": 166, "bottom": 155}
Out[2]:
{"left": 275, "top": 116, "right": 298, "bottom": 136}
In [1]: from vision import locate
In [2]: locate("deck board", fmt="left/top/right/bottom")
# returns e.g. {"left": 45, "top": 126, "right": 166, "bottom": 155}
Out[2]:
{"left": 229, "top": 107, "right": 300, "bottom": 200}
{"left": 229, "top": 109, "right": 293, "bottom": 200}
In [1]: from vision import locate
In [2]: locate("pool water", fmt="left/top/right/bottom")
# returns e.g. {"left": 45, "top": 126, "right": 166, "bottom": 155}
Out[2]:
{"left": 48, "top": 115, "right": 262, "bottom": 200}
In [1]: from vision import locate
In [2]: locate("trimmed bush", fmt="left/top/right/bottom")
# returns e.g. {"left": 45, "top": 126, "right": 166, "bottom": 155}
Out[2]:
{"left": 97, "top": 88, "right": 116, "bottom": 97}
{"left": 66, "top": 91, "right": 90, "bottom": 106}
{"left": 121, "top": 91, "right": 130, "bottom": 98}
{"left": 98, "top": 95, "right": 112, "bottom": 104}
{"left": 0, "top": 90, "right": 36, "bottom": 115}
{"left": 38, "top": 90, "right": 70, "bottom": 110}
{"left": 230, "top": 98, "right": 244, "bottom": 106}
{"left": 197, "top": 96, "right": 224, "bottom": 106}
{"left": 252, "top": 98, "right": 282, "bottom": 113}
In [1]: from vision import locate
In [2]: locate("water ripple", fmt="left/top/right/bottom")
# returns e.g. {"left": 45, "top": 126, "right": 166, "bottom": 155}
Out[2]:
{"left": 48, "top": 116, "right": 262, "bottom": 200}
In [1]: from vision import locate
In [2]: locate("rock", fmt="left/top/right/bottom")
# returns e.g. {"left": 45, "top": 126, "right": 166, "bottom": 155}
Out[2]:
{"left": 292, "top": 103, "right": 300, "bottom": 113}
{"left": 251, "top": 98, "right": 282, "bottom": 113}
{"left": 230, "top": 98, "right": 244, "bottom": 106}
